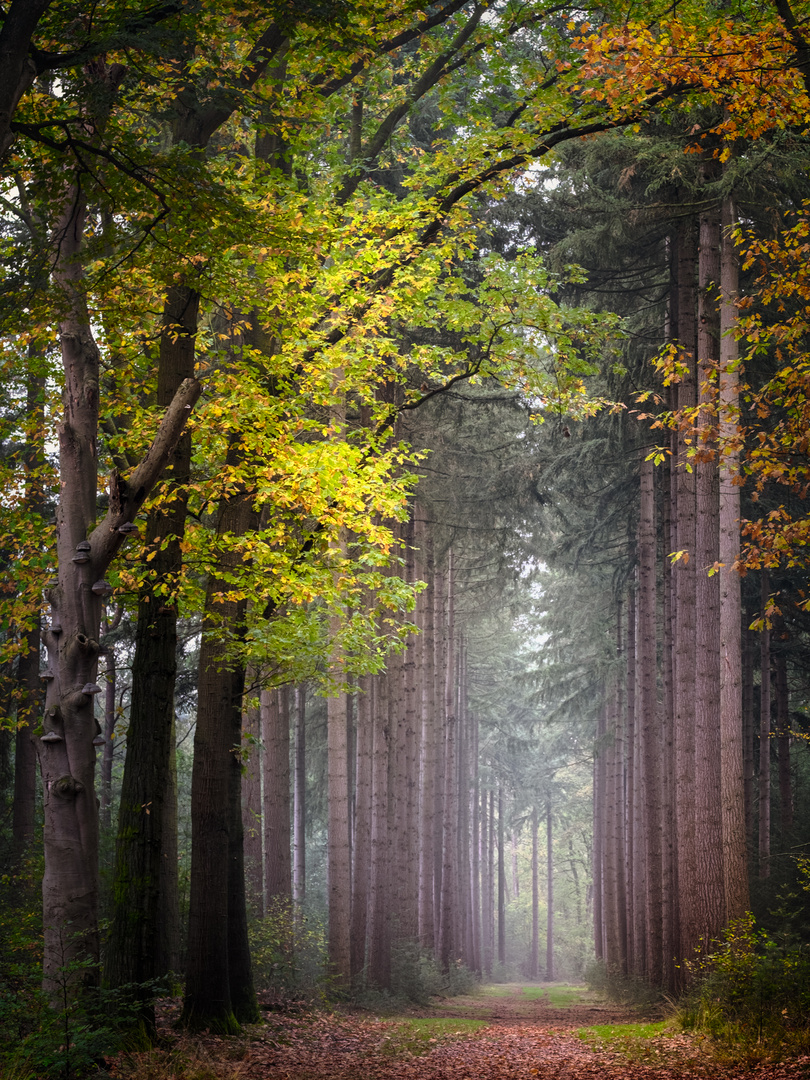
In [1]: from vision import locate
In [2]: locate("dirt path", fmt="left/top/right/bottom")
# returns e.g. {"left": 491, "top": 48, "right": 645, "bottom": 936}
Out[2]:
{"left": 129, "top": 985, "right": 807, "bottom": 1080}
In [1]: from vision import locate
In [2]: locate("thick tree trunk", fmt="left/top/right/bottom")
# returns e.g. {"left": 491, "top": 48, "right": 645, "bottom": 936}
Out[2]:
{"left": 107, "top": 284, "right": 200, "bottom": 994}
{"left": 42, "top": 160, "right": 200, "bottom": 998}
{"left": 624, "top": 584, "right": 637, "bottom": 977}
{"left": 661, "top": 461, "right": 677, "bottom": 993}
{"left": 182, "top": 452, "right": 259, "bottom": 1032}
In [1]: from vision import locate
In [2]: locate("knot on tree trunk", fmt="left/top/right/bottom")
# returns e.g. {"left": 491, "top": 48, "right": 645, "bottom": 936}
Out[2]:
{"left": 52, "top": 774, "right": 84, "bottom": 798}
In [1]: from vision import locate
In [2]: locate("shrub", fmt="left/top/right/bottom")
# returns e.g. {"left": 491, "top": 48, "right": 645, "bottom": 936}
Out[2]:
{"left": 248, "top": 898, "right": 330, "bottom": 1001}
{"left": 679, "top": 912, "right": 810, "bottom": 1060}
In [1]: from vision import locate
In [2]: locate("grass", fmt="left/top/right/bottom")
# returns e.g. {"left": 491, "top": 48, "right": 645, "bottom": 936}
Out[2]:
{"left": 479, "top": 983, "right": 588, "bottom": 1006}
{"left": 377, "top": 1017, "right": 487, "bottom": 1056}
{"left": 576, "top": 1020, "right": 687, "bottom": 1064}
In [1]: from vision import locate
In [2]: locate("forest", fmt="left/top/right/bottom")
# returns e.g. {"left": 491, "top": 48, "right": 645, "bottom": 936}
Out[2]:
{"left": 1, "top": 0, "right": 810, "bottom": 1077}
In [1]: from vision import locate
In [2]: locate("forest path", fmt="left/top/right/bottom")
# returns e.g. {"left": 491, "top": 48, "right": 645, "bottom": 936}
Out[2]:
{"left": 228, "top": 984, "right": 802, "bottom": 1080}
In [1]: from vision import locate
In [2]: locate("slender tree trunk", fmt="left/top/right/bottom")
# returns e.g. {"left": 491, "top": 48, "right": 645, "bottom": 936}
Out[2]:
{"left": 497, "top": 786, "right": 506, "bottom": 969}
{"left": 327, "top": 680, "right": 352, "bottom": 985}
{"left": 242, "top": 678, "right": 263, "bottom": 916}
{"left": 418, "top": 537, "right": 436, "bottom": 949}
{"left": 368, "top": 673, "right": 391, "bottom": 988}
{"left": 482, "top": 785, "right": 493, "bottom": 976}
{"left": 98, "top": 646, "right": 116, "bottom": 831}
{"left": 263, "top": 687, "right": 292, "bottom": 905}
{"left": 639, "top": 457, "right": 663, "bottom": 984}
{"left": 674, "top": 213, "right": 699, "bottom": 973}
{"left": 546, "top": 797, "right": 554, "bottom": 981}
{"left": 661, "top": 460, "right": 677, "bottom": 992}
{"left": 624, "top": 584, "right": 637, "bottom": 978}
{"left": 774, "top": 648, "right": 793, "bottom": 837}
{"left": 719, "top": 195, "right": 749, "bottom": 917}
{"left": 293, "top": 685, "right": 306, "bottom": 913}
{"left": 530, "top": 806, "right": 539, "bottom": 980}
{"left": 351, "top": 675, "right": 373, "bottom": 978}
{"left": 439, "top": 553, "right": 458, "bottom": 971}
{"left": 593, "top": 706, "right": 605, "bottom": 964}
{"left": 759, "top": 570, "right": 771, "bottom": 878}
{"left": 694, "top": 184, "right": 725, "bottom": 946}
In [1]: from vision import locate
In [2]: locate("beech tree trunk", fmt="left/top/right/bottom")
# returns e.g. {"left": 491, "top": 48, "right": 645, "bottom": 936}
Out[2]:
{"left": 438, "top": 553, "right": 457, "bottom": 971}
{"left": 182, "top": 447, "right": 259, "bottom": 1032}
{"left": 107, "top": 284, "right": 200, "bottom": 997}
{"left": 41, "top": 132, "right": 200, "bottom": 997}
{"left": 367, "top": 673, "right": 391, "bottom": 988}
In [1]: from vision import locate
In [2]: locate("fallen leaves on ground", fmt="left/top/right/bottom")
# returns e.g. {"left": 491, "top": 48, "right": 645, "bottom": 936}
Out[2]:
{"left": 110, "top": 993, "right": 810, "bottom": 1080}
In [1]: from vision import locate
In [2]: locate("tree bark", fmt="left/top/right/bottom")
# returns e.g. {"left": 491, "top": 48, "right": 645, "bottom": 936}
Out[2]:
{"left": 263, "top": 687, "right": 292, "bottom": 906}
{"left": 639, "top": 457, "right": 663, "bottom": 984}
{"left": 546, "top": 797, "right": 554, "bottom": 981}
{"left": 351, "top": 674, "right": 373, "bottom": 978}
{"left": 759, "top": 570, "right": 771, "bottom": 878}
{"left": 242, "top": 678, "right": 263, "bottom": 916}
{"left": 530, "top": 806, "right": 539, "bottom": 980}
{"left": 293, "top": 685, "right": 306, "bottom": 913}
{"left": 718, "top": 194, "right": 749, "bottom": 917}
{"left": 182, "top": 447, "right": 259, "bottom": 1032}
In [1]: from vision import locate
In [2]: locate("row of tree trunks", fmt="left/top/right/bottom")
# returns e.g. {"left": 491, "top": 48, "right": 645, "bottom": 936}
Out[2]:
{"left": 594, "top": 195, "right": 756, "bottom": 992}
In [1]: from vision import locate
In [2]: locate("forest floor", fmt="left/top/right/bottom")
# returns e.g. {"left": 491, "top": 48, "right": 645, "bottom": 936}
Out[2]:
{"left": 110, "top": 984, "right": 810, "bottom": 1080}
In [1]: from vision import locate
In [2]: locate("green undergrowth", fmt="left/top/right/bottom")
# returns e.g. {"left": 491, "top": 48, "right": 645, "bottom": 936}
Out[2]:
{"left": 377, "top": 1017, "right": 486, "bottom": 1056}
{"left": 577, "top": 1020, "right": 677, "bottom": 1063}
{"left": 677, "top": 911, "right": 810, "bottom": 1063}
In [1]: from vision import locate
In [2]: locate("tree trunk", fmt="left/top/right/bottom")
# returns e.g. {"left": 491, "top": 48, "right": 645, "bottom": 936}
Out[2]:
{"left": 530, "top": 806, "right": 539, "bottom": 980}
{"left": 293, "top": 685, "right": 306, "bottom": 912}
{"left": 694, "top": 183, "right": 724, "bottom": 947}
{"left": 774, "top": 648, "right": 793, "bottom": 837}
{"left": 107, "top": 284, "right": 200, "bottom": 995}
{"left": 438, "top": 553, "right": 457, "bottom": 971}
{"left": 759, "top": 570, "right": 771, "bottom": 878}
{"left": 42, "top": 148, "right": 200, "bottom": 997}
{"left": 497, "top": 786, "right": 506, "bottom": 969}
{"left": 639, "top": 456, "right": 663, "bottom": 984}
{"left": 263, "top": 687, "right": 292, "bottom": 906}
{"left": 242, "top": 678, "right": 263, "bottom": 916}
{"left": 418, "top": 539, "right": 436, "bottom": 949}
{"left": 718, "top": 194, "right": 749, "bottom": 917}
{"left": 673, "top": 212, "right": 698, "bottom": 972}
{"left": 368, "top": 673, "right": 391, "bottom": 988}
{"left": 546, "top": 797, "right": 554, "bottom": 981}
{"left": 182, "top": 448, "right": 259, "bottom": 1032}
{"left": 351, "top": 675, "right": 373, "bottom": 978}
